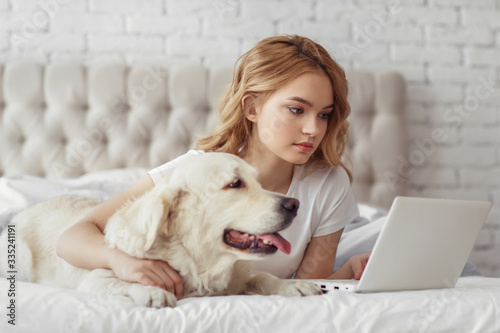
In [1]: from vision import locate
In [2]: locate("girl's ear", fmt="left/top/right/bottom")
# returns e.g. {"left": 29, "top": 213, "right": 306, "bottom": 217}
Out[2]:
{"left": 242, "top": 95, "right": 257, "bottom": 122}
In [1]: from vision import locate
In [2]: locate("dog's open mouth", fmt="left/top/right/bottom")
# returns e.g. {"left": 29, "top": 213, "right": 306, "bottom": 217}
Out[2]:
{"left": 223, "top": 229, "right": 291, "bottom": 255}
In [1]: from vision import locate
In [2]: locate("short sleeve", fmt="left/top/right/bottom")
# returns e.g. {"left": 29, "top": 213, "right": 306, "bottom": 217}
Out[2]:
{"left": 148, "top": 150, "right": 205, "bottom": 185}
{"left": 313, "top": 167, "right": 359, "bottom": 237}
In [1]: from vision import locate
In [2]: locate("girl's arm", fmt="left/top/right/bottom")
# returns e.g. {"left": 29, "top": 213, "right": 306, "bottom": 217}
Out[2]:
{"left": 294, "top": 229, "right": 370, "bottom": 280}
{"left": 55, "top": 174, "right": 184, "bottom": 299}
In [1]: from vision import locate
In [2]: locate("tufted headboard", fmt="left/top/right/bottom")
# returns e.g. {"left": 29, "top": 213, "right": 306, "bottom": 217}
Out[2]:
{"left": 0, "top": 62, "right": 407, "bottom": 211}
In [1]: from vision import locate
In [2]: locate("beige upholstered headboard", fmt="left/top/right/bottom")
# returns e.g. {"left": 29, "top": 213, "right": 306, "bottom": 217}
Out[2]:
{"left": 345, "top": 71, "right": 408, "bottom": 211}
{"left": 0, "top": 62, "right": 407, "bottom": 210}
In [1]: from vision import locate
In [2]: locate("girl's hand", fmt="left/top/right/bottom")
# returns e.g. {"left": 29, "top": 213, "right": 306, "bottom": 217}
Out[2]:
{"left": 348, "top": 252, "right": 371, "bottom": 280}
{"left": 109, "top": 250, "right": 184, "bottom": 299}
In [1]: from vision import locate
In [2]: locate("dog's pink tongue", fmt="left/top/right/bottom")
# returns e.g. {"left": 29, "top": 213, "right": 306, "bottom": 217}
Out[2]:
{"left": 259, "top": 233, "right": 291, "bottom": 255}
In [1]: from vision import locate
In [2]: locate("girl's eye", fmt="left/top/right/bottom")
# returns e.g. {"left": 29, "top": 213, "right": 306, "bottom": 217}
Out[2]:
{"left": 319, "top": 113, "right": 331, "bottom": 120}
{"left": 288, "top": 107, "right": 303, "bottom": 114}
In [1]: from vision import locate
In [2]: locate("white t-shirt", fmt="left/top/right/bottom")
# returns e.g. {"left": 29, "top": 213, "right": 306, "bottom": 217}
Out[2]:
{"left": 148, "top": 150, "right": 359, "bottom": 279}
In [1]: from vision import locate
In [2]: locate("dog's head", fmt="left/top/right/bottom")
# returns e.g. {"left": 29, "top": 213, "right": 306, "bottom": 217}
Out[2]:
{"left": 117, "top": 153, "right": 299, "bottom": 262}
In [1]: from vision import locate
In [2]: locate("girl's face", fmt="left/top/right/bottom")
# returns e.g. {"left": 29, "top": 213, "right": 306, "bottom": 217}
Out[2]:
{"left": 245, "top": 70, "right": 334, "bottom": 165}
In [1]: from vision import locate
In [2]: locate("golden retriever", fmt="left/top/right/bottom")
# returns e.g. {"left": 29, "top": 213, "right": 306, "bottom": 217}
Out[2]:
{"left": 0, "top": 153, "right": 321, "bottom": 307}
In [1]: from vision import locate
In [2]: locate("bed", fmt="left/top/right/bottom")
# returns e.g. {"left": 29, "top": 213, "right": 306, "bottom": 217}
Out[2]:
{"left": 1, "top": 62, "right": 499, "bottom": 332}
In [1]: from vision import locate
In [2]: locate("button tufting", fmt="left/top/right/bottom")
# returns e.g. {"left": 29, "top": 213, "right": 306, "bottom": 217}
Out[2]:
{"left": 111, "top": 98, "right": 130, "bottom": 116}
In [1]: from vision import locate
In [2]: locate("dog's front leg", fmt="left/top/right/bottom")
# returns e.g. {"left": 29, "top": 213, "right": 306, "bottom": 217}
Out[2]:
{"left": 77, "top": 269, "right": 177, "bottom": 307}
{"left": 245, "top": 272, "right": 322, "bottom": 297}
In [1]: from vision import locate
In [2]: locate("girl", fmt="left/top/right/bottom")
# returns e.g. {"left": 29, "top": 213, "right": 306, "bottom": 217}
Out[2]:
{"left": 56, "top": 35, "right": 370, "bottom": 300}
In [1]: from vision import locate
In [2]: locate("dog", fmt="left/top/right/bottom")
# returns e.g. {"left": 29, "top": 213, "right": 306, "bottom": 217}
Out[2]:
{"left": 0, "top": 152, "right": 321, "bottom": 307}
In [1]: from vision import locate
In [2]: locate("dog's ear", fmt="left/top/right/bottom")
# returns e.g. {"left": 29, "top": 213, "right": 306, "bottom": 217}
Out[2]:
{"left": 139, "top": 183, "right": 184, "bottom": 252}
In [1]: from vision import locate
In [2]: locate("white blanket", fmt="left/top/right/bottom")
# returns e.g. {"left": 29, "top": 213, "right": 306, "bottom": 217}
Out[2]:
{"left": 0, "top": 168, "right": 147, "bottom": 233}
{"left": 1, "top": 170, "right": 499, "bottom": 333}
{"left": 1, "top": 277, "right": 499, "bottom": 333}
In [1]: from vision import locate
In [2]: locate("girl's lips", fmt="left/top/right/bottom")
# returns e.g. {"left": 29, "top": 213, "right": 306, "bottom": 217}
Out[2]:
{"left": 294, "top": 143, "right": 313, "bottom": 152}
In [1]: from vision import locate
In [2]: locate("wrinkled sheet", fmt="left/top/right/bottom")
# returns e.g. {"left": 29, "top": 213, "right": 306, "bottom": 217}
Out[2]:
{"left": 1, "top": 170, "right": 499, "bottom": 333}
{"left": 1, "top": 277, "right": 499, "bottom": 333}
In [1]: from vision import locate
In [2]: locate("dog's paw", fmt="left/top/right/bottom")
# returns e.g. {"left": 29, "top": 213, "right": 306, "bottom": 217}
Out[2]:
{"left": 127, "top": 284, "right": 177, "bottom": 308}
{"left": 276, "top": 280, "right": 323, "bottom": 297}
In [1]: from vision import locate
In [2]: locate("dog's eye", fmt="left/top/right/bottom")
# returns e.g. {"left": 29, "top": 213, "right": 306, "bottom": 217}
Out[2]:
{"left": 227, "top": 178, "right": 243, "bottom": 189}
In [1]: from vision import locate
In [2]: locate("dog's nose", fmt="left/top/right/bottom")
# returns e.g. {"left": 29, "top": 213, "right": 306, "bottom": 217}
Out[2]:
{"left": 281, "top": 198, "right": 299, "bottom": 215}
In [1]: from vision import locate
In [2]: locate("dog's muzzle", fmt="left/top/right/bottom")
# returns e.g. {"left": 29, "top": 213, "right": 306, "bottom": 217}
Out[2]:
{"left": 278, "top": 197, "right": 299, "bottom": 229}
{"left": 223, "top": 229, "right": 291, "bottom": 255}
{"left": 223, "top": 197, "right": 299, "bottom": 255}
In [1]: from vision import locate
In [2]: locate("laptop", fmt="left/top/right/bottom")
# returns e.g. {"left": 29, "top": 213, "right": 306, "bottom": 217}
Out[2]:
{"left": 305, "top": 196, "right": 492, "bottom": 293}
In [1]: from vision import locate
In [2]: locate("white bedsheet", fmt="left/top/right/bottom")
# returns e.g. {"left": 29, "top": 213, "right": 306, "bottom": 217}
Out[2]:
{"left": 0, "top": 277, "right": 499, "bottom": 333}
{"left": 1, "top": 170, "right": 499, "bottom": 333}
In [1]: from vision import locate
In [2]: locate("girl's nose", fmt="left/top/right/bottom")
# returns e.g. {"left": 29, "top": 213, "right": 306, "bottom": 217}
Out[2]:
{"left": 301, "top": 115, "right": 321, "bottom": 137}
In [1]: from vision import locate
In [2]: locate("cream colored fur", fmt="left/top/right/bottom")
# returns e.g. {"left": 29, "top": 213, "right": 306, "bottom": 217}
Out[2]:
{"left": 0, "top": 153, "right": 321, "bottom": 307}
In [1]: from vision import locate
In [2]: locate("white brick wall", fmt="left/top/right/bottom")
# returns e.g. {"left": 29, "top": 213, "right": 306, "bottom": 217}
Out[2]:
{"left": 0, "top": 0, "right": 499, "bottom": 277}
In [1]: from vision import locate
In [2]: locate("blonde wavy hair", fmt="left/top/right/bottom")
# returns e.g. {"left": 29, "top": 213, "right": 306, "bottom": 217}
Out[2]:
{"left": 196, "top": 35, "right": 352, "bottom": 181}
